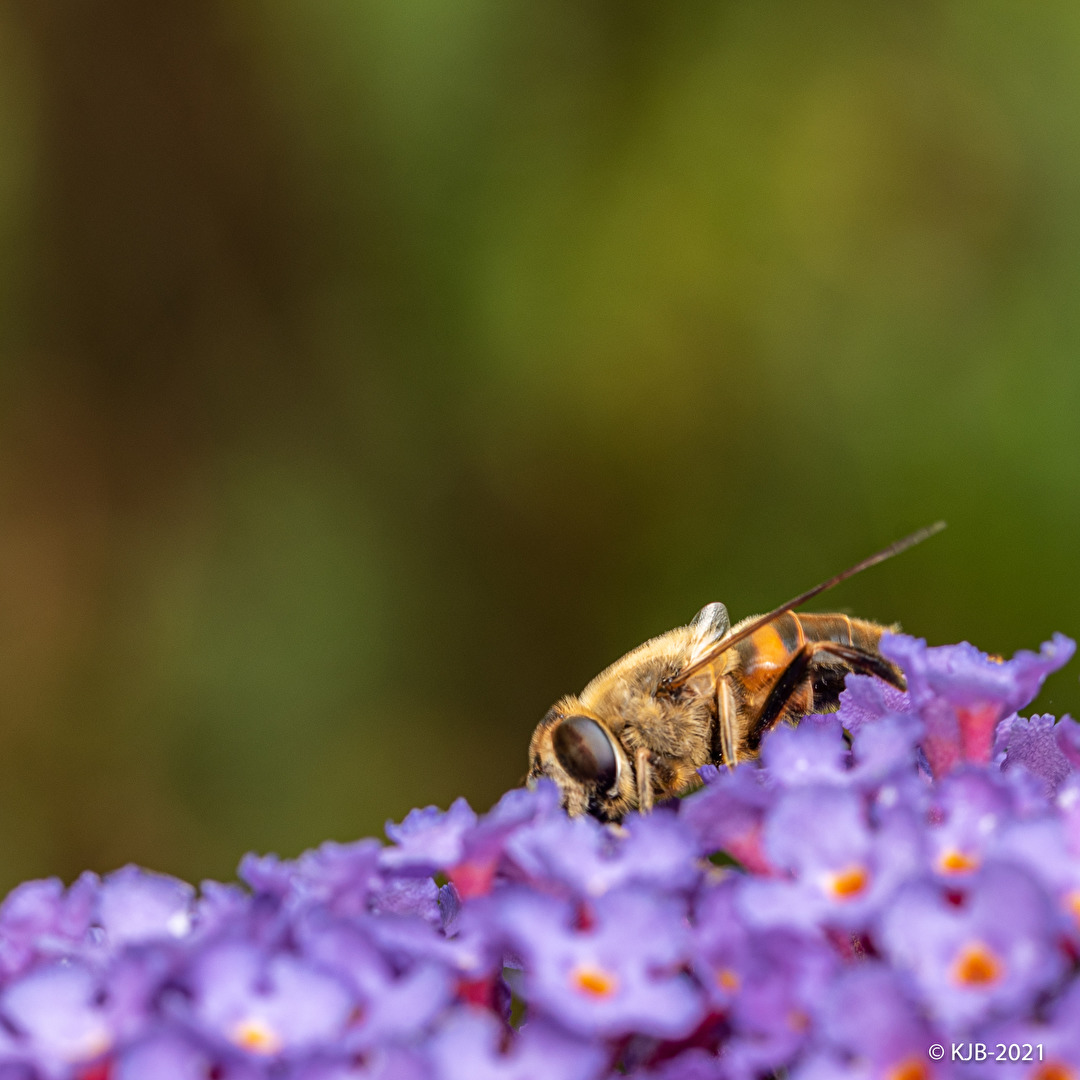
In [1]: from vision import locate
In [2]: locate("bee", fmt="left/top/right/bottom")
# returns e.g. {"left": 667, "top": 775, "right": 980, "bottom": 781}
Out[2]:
{"left": 527, "top": 523, "right": 945, "bottom": 821}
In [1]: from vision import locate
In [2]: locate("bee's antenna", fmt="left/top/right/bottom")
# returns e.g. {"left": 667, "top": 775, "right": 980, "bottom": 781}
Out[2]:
{"left": 666, "top": 521, "right": 946, "bottom": 688}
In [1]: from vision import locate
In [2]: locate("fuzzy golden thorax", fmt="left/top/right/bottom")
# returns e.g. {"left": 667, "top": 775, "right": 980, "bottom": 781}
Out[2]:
{"left": 527, "top": 622, "right": 722, "bottom": 820}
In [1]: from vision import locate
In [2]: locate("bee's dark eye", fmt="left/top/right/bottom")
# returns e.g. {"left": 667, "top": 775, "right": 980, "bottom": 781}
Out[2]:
{"left": 552, "top": 715, "right": 618, "bottom": 790}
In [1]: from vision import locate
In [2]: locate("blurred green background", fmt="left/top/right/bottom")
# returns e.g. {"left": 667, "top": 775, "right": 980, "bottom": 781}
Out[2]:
{"left": 0, "top": 1, "right": 1077, "bottom": 892}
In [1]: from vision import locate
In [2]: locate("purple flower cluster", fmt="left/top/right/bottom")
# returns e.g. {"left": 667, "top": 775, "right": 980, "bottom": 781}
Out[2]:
{"left": 0, "top": 633, "right": 1078, "bottom": 1080}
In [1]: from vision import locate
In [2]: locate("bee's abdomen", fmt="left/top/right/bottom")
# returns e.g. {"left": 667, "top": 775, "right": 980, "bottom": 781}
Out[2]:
{"left": 790, "top": 612, "right": 894, "bottom": 713}
{"left": 733, "top": 611, "right": 895, "bottom": 722}
{"left": 793, "top": 611, "right": 885, "bottom": 652}
{"left": 733, "top": 612, "right": 877, "bottom": 672}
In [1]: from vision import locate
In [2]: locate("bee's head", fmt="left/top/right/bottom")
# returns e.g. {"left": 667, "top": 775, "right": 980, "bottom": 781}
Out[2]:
{"left": 527, "top": 699, "right": 634, "bottom": 821}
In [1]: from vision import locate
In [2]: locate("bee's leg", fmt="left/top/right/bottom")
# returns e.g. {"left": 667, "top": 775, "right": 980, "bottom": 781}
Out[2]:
{"left": 810, "top": 641, "right": 906, "bottom": 692}
{"left": 717, "top": 679, "right": 740, "bottom": 769}
{"left": 746, "top": 641, "right": 905, "bottom": 752}
{"left": 635, "top": 747, "right": 654, "bottom": 813}
{"left": 744, "top": 644, "right": 815, "bottom": 752}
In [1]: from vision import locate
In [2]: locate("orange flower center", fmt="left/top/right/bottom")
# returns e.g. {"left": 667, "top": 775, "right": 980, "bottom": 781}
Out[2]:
{"left": 1065, "top": 891, "right": 1080, "bottom": 927}
{"left": 951, "top": 941, "right": 1003, "bottom": 986}
{"left": 887, "top": 1058, "right": 929, "bottom": 1080}
{"left": 1033, "top": 1062, "right": 1077, "bottom": 1080}
{"left": 570, "top": 964, "right": 619, "bottom": 998}
{"left": 826, "top": 864, "right": 870, "bottom": 899}
{"left": 70, "top": 1027, "right": 111, "bottom": 1064}
{"left": 716, "top": 968, "right": 740, "bottom": 992}
{"left": 231, "top": 1017, "right": 283, "bottom": 1055}
{"left": 939, "top": 848, "right": 979, "bottom": 873}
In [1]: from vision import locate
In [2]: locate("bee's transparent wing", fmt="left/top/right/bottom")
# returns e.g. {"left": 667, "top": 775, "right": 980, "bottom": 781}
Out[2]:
{"left": 688, "top": 602, "right": 729, "bottom": 665}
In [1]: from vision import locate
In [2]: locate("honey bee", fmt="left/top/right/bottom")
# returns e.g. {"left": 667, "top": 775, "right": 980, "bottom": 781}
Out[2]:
{"left": 527, "top": 523, "right": 945, "bottom": 821}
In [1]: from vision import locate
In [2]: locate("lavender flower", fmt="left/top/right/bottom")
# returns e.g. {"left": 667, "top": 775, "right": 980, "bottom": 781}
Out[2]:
{"left": 878, "top": 861, "right": 1063, "bottom": 1030}
{"left": 881, "top": 633, "right": 1074, "bottom": 773}
{"left": 381, "top": 799, "right": 479, "bottom": 877}
{"left": 183, "top": 940, "right": 356, "bottom": 1059}
{"left": 740, "top": 782, "right": 923, "bottom": 931}
{"left": 427, "top": 1008, "right": 605, "bottom": 1080}
{"left": 0, "top": 630, "right": 1074, "bottom": 1079}
{"left": 497, "top": 887, "right": 704, "bottom": 1040}
{"left": 0, "top": 872, "right": 97, "bottom": 979}
{"left": 97, "top": 866, "right": 195, "bottom": 947}
{"left": 294, "top": 911, "right": 452, "bottom": 1048}
{"left": 114, "top": 1031, "right": 263, "bottom": 1080}
{"left": 505, "top": 806, "right": 700, "bottom": 898}
{"left": 996, "top": 713, "right": 1075, "bottom": 795}
{"left": 0, "top": 962, "right": 121, "bottom": 1076}
{"left": 811, "top": 964, "right": 944, "bottom": 1077}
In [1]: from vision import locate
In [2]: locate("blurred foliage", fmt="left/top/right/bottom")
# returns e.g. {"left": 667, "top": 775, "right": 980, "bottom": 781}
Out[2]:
{"left": 0, "top": 0, "right": 1077, "bottom": 892}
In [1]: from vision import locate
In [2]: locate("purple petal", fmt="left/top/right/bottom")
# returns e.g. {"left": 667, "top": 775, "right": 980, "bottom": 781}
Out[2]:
{"left": 428, "top": 1008, "right": 605, "bottom": 1080}
{"left": 115, "top": 1030, "right": 263, "bottom": 1080}
{"left": 382, "top": 799, "right": 478, "bottom": 875}
{"left": 760, "top": 715, "right": 848, "bottom": 786}
{"left": 1, "top": 962, "right": 114, "bottom": 1068}
{"left": 998, "top": 714, "right": 1073, "bottom": 796}
{"left": 186, "top": 940, "right": 356, "bottom": 1057}
{"left": 98, "top": 865, "right": 195, "bottom": 946}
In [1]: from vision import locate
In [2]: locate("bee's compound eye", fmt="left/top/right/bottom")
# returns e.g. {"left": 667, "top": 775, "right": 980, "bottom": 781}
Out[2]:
{"left": 552, "top": 715, "right": 618, "bottom": 790}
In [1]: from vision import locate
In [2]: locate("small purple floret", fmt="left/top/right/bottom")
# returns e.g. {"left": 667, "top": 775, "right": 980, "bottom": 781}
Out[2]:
{"left": 97, "top": 865, "right": 195, "bottom": 946}
{"left": 879, "top": 860, "right": 1063, "bottom": 1029}
{"left": 428, "top": 1008, "right": 605, "bottom": 1080}
{"left": 184, "top": 940, "right": 356, "bottom": 1059}
{"left": 499, "top": 887, "right": 704, "bottom": 1040}
{"left": 382, "top": 799, "right": 479, "bottom": 876}
{"left": 997, "top": 713, "right": 1074, "bottom": 795}
{"left": 882, "top": 633, "right": 1075, "bottom": 773}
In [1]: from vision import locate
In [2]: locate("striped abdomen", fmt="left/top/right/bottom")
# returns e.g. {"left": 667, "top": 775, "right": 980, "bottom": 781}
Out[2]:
{"left": 729, "top": 611, "right": 901, "bottom": 754}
